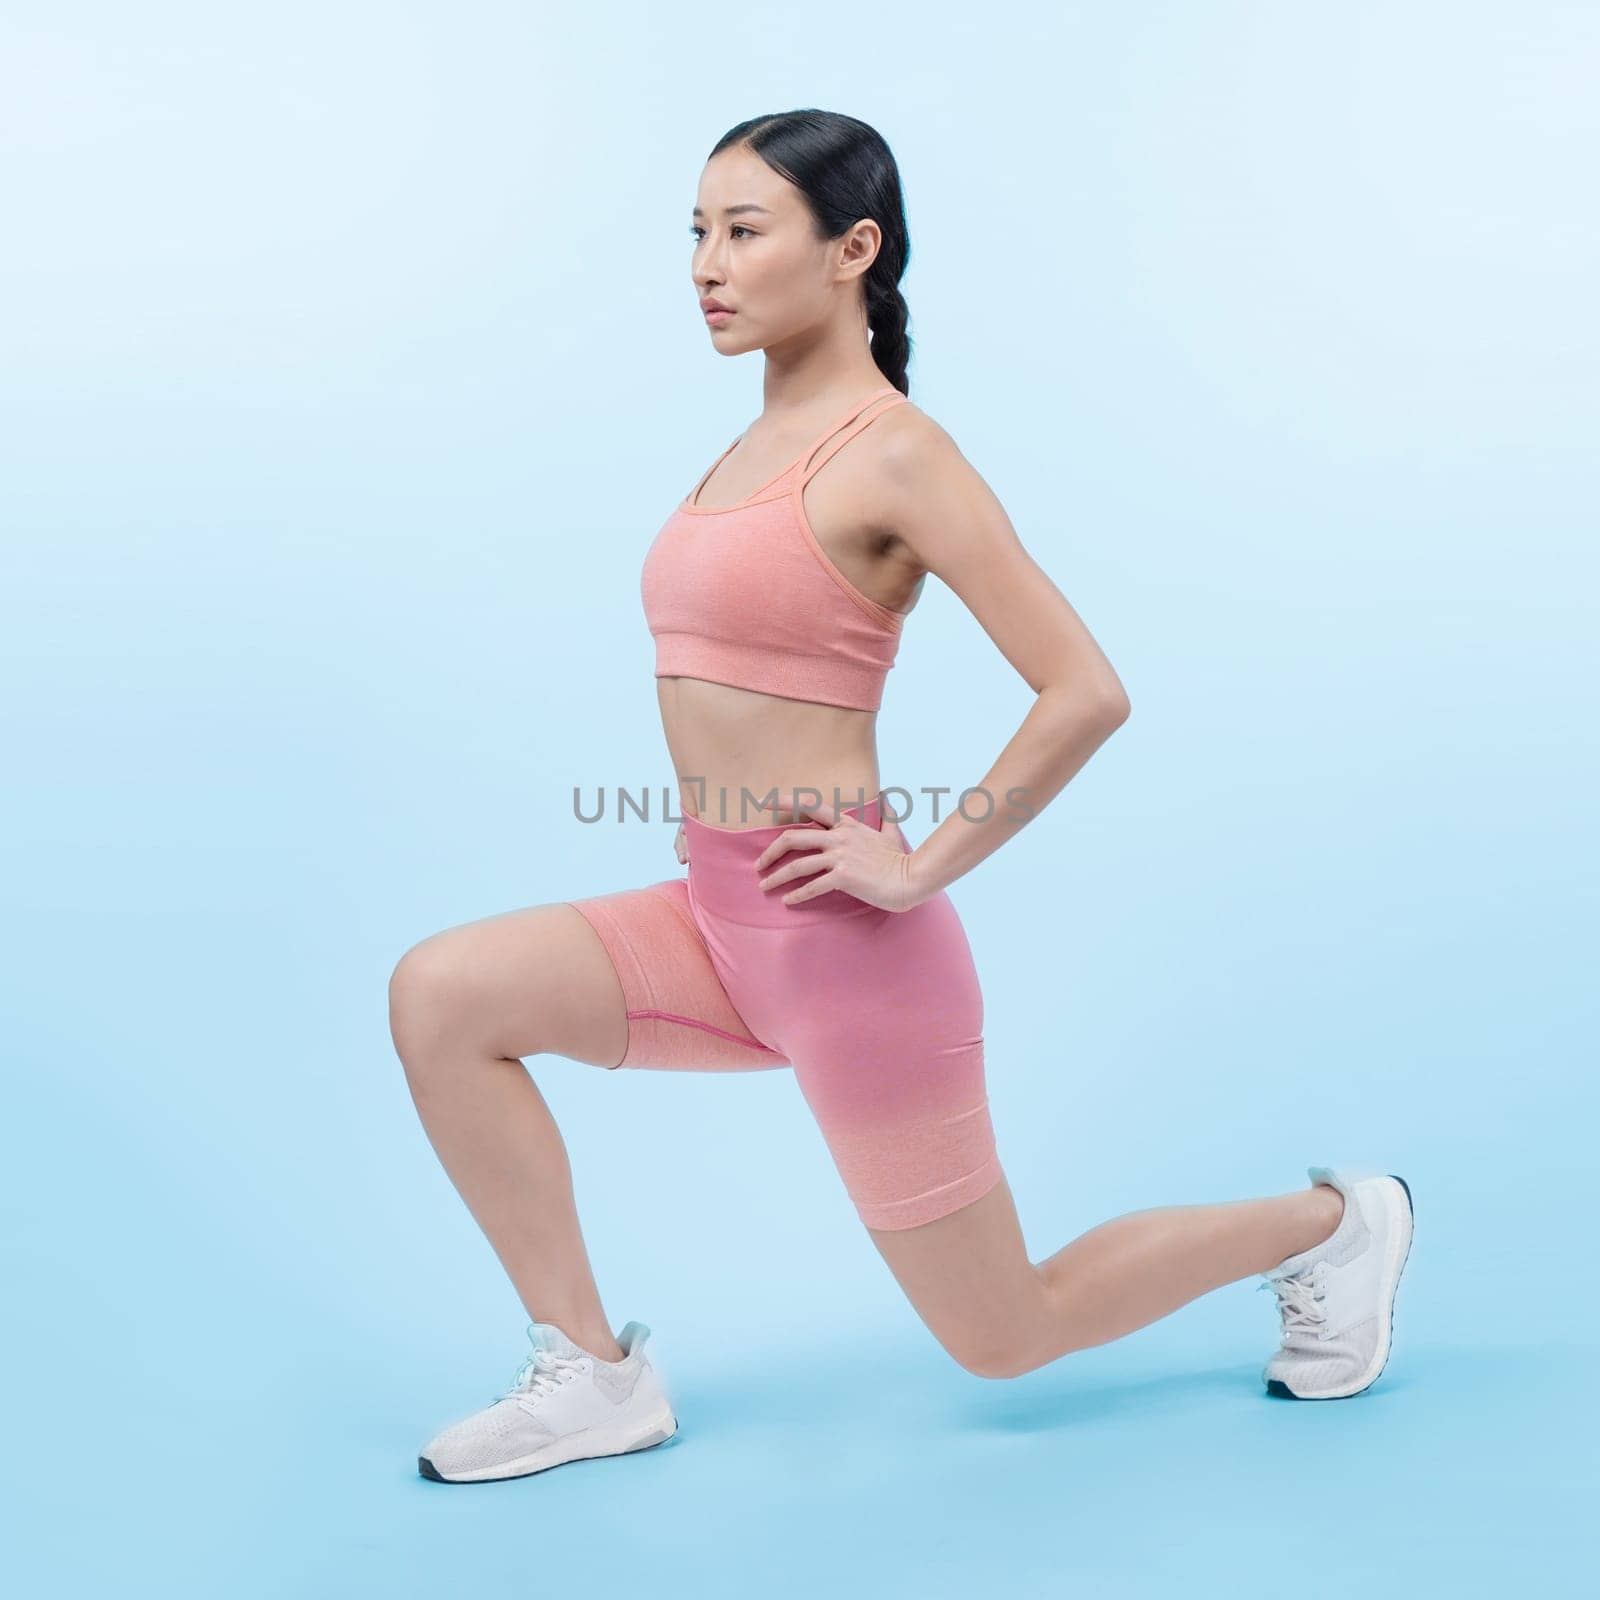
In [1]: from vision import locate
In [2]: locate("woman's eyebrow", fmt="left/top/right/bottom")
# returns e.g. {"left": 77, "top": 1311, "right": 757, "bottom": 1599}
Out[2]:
{"left": 691, "top": 203, "right": 775, "bottom": 218}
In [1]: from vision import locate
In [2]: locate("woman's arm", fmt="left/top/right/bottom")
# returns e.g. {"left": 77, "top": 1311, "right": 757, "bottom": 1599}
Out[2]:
{"left": 875, "top": 409, "right": 1131, "bottom": 906}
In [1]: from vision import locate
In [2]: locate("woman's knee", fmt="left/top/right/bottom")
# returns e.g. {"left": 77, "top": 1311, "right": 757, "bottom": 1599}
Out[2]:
{"left": 388, "top": 904, "right": 624, "bottom": 1069}
{"left": 943, "top": 1332, "right": 1039, "bottom": 1381}
{"left": 388, "top": 933, "right": 478, "bottom": 1061}
{"left": 945, "top": 1312, "right": 1087, "bottom": 1379}
{"left": 965, "top": 1346, "right": 1046, "bottom": 1380}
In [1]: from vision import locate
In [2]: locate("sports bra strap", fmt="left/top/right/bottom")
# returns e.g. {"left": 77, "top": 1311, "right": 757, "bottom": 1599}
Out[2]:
{"left": 797, "top": 388, "right": 908, "bottom": 487}
{"left": 684, "top": 434, "right": 742, "bottom": 507}
{"left": 686, "top": 385, "right": 906, "bottom": 508}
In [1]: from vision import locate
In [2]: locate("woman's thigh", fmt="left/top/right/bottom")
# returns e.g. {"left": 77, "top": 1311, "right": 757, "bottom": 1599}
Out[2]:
{"left": 564, "top": 878, "right": 790, "bottom": 1072}
{"left": 765, "top": 893, "right": 1041, "bottom": 1373}
{"left": 865, "top": 1177, "right": 1047, "bottom": 1379}
{"left": 389, "top": 899, "right": 634, "bottom": 1068}
{"left": 739, "top": 889, "right": 1007, "bottom": 1231}
{"left": 392, "top": 877, "right": 791, "bottom": 1073}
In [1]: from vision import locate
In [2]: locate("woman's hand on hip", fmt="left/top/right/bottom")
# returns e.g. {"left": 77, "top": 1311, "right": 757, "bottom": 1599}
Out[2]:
{"left": 750, "top": 796, "right": 924, "bottom": 913}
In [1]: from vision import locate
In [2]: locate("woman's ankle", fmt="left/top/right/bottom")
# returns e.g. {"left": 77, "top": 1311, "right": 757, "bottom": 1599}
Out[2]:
{"left": 1305, "top": 1180, "right": 1346, "bottom": 1246}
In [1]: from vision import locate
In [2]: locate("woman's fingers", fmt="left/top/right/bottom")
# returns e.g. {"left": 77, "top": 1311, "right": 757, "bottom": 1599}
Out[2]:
{"left": 753, "top": 826, "right": 833, "bottom": 872}
{"left": 757, "top": 848, "right": 835, "bottom": 891}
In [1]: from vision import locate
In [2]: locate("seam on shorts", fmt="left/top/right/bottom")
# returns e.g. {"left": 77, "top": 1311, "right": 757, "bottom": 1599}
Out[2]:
{"left": 576, "top": 884, "right": 783, "bottom": 1061}
{"left": 653, "top": 881, "right": 786, "bottom": 1053}
{"left": 625, "top": 1007, "right": 785, "bottom": 1054}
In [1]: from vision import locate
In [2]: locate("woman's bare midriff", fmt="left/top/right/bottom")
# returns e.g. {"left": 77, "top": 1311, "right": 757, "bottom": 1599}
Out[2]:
{"left": 656, "top": 676, "right": 885, "bottom": 832}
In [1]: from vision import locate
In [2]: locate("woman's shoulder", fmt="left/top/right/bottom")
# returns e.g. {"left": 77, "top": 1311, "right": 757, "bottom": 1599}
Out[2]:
{"left": 874, "top": 394, "right": 970, "bottom": 481}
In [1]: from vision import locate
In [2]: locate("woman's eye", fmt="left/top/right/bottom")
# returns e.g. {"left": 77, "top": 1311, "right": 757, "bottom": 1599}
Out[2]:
{"left": 688, "top": 226, "right": 753, "bottom": 242}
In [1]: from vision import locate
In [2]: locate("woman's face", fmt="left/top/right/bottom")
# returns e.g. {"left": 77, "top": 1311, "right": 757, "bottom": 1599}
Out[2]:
{"left": 690, "top": 145, "right": 876, "bottom": 355}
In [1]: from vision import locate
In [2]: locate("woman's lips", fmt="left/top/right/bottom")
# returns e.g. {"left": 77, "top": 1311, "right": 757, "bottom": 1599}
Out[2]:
{"left": 704, "top": 308, "right": 734, "bottom": 324}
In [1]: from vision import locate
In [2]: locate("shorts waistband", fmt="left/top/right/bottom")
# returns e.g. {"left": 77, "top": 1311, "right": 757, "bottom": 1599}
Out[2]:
{"left": 682, "top": 795, "right": 887, "bottom": 927}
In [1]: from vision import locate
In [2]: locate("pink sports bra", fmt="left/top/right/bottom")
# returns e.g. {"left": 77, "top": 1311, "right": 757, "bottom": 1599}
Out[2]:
{"left": 641, "top": 385, "right": 912, "bottom": 713}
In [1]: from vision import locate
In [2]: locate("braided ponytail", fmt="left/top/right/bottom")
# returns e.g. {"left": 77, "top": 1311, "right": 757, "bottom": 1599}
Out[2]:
{"left": 865, "top": 274, "right": 912, "bottom": 396}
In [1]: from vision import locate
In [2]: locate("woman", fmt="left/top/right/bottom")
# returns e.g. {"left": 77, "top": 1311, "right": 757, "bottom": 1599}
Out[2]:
{"left": 389, "top": 109, "right": 1414, "bottom": 1485}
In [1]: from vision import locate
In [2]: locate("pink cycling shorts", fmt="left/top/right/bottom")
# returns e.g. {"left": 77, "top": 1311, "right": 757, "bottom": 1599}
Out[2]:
{"left": 564, "top": 795, "right": 1005, "bottom": 1231}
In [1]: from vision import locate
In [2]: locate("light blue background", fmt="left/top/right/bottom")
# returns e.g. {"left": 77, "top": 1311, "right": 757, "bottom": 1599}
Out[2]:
{"left": 3, "top": 3, "right": 1594, "bottom": 1595}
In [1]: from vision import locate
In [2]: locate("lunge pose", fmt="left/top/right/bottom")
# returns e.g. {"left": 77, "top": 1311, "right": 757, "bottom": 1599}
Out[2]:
{"left": 389, "top": 109, "right": 1414, "bottom": 1485}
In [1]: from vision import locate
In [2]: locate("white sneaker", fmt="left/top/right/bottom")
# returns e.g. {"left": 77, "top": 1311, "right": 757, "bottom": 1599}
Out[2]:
{"left": 418, "top": 1318, "right": 679, "bottom": 1483}
{"left": 1257, "top": 1165, "right": 1415, "bottom": 1400}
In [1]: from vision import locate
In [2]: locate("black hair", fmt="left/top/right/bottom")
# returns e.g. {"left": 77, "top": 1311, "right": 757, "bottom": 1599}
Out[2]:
{"left": 709, "top": 110, "right": 913, "bottom": 395}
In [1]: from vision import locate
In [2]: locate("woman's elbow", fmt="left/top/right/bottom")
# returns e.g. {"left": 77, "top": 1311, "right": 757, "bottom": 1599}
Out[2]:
{"left": 1042, "top": 674, "right": 1130, "bottom": 730}
{"left": 1095, "top": 679, "right": 1132, "bottom": 728}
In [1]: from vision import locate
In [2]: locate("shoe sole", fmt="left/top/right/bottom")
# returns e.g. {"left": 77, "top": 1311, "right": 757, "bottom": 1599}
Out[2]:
{"left": 418, "top": 1405, "right": 680, "bottom": 1484}
{"left": 1265, "top": 1173, "right": 1413, "bottom": 1401}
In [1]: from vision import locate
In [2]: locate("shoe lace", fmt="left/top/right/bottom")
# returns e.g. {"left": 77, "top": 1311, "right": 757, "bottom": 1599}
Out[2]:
{"left": 505, "top": 1346, "right": 587, "bottom": 1404}
{"left": 1258, "top": 1265, "right": 1326, "bottom": 1339}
